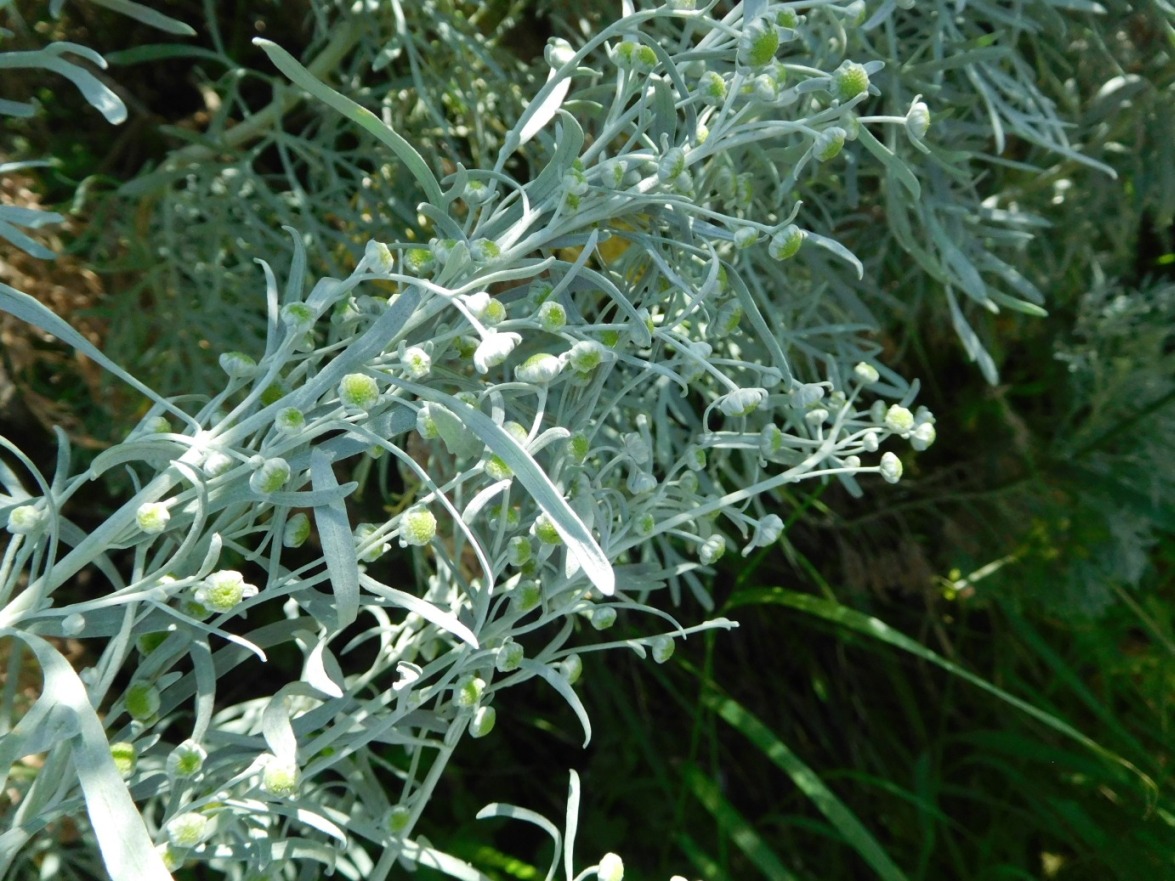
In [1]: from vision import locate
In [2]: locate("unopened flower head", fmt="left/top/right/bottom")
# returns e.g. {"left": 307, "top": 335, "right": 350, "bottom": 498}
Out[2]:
{"left": 538, "top": 300, "right": 567, "bottom": 331}
{"left": 249, "top": 457, "right": 290, "bottom": 495}
{"left": 455, "top": 674, "right": 486, "bottom": 708}
{"left": 400, "top": 506, "right": 437, "bottom": 547}
{"left": 698, "top": 70, "right": 727, "bottom": 105}
{"left": 136, "top": 502, "right": 170, "bottom": 535}
{"left": 339, "top": 372, "right": 379, "bottom": 412}
{"left": 403, "top": 346, "right": 432, "bottom": 379}
{"left": 880, "top": 451, "right": 903, "bottom": 484}
{"left": 260, "top": 754, "right": 300, "bottom": 799}
{"left": 364, "top": 240, "right": 395, "bottom": 274}
{"left": 470, "top": 705, "right": 496, "bottom": 738}
{"left": 168, "top": 740, "right": 207, "bottom": 778}
{"left": 194, "top": 570, "right": 258, "bottom": 613}
{"left": 474, "top": 331, "right": 521, "bottom": 373}
{"left": 833, "top": 61, "right": 870, "bottom": 102}
{"left": 718, "top": 387, "right": 767, "bottom": 417}
{"left": 738, "top": 17, "right": 780, "bottom": 68}
{"left": 496, "top": 639, "right": 525, "bottom": 672}
{"left": 6, "top": 504, "right": 44, "bottom": 536}
{"left": 569, "top": 340, "right": 607, "bottom": 373}
{"left": 910, "top": 422, "right": 937, "bottom": 451}
{"left": 884, "top": 404, "right": 916, "bottom": 434}
{"left": 283, "top": 512, "right": 311, "bottom": 548}
{"left": 699, "top": 534, "right": 727, "bottom": 565}
{"left": 166, "top": 812, "right": 211, "bottom": 849}
{"left": 274, "top": 406, "right": 305, "bottom": 434}
{"left": 218, "top": 351, "right": 257, "bottom": 379}
{"left": 125, "top": 681, "right": 161, "bottom": 722}
{"left": 814, "top": 126, "right": 847, "bottom": 162}
{"left": 769, "top": 225, "right": 805, "bottom": 260}
{"left": 906, "top": 97, "right": 931, "bottom": 140}
{"left": 515, "top": 353, "right": 563, "bottom": 384}
{"left": 598, "top": 852, "right": 625, "bottom": 881}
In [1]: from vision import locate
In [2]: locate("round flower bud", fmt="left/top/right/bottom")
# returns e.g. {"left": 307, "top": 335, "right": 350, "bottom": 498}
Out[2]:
{"left": 404, "top": 247, "right": 435, "bottom": 276}
{"left": 125, "top": 681, "right": 161, "bottom": 722}
{"left": 474, "top": 331, "right": 521, "bottom": 374}
{"left": 634, "top": 512, "right": 656, "bottom": 538}
{"left": 538, "top": 300, "right": 567, "bottom": 331}
{"left": 658, "top": 147, "right": 687, "bottom": 183}
{"left": 534, "top": 513, "right": 562, "bottom": 545}
{"left": 166, "top": 812, "right": 211, "bottom": 849}
{"left": 906, "top": 98, "right": 931, "bottom": 141}
{"left": 403, "top": 347, "right": 431, "bottom": 379}
{"left": 600, "top": 158, "right": 627, "bottom": 189}
{"left": 250, "top": 457, "right": 290, "bottom": 495}
{"left": 364, "top": 240, "right": 395, "bottom": 274}
{"left": 678, "top": 470, "right": 699, "bottom": 495}
{"left": 854, "top": 362, "right": 880, "bottom": 384}
{"left": 633, "top": 43, "right": 657, "bottom": 74}
{"left": 6, "top": 504, "right": 44, "bottom": 536}
{"left": 194, "top": 570, "right": 259, "bottom": 613}
{"left": 751, "top": 73, "right": 779, "bottom": 102}
{"left": 218, "top": 351, "right": 257, "bottom": 379}
{"left": 455, "top": 674, "right": 486, "bottom": 708}
{"left": 813, "top": 126, "right": 847, "bottom": 162}
{"left": 512, "top": 580, "right": 542, "bottom": 613}
{"left": 559, "top": 653, "right": 583, "bottom": 685}
{"left": 385, "top": 805, "right": 412, "bottom": 834}
{"left": 734, "top": 226, "right": 759, "bottom": 250}
{"left": 469, "top": 239, "right": 501, "bottom": 264}
{"left": 753, "top": 514, "right": 785, "bottom": 549}
{"left": 568, "top": 340, "right": 607, "bottom": 374}
{"left": 804, "top": 407, "right": 829, "bottom": 426}
{"left": 515, "top": 353, "right": 564, "bottom": 384}
{"left": 697, "top": 70, "right": 727, "bottom": 105}
{"left": 760, "top": 423, "right": 785, "bottom": 457}
{"left": 627, "top": 470, "right": 658, "bottom": 495}
{"left": 355, "top": 523, "right": 390, "bottom": 563}
{"left": 910, "top": 422, "right": 937, "bottom": 451}
{"left": 462, "top": 179, "right": 493, "bottom": 205}
{"left": 496, "top": 639, "right": 525, "bottom": 673}
{"left": 738, "top": 18, "right": 780, "bottom": 68}
{"left": 598, "top": 852, "right": 625, "bottom": 881}
{"left": 260, "top": 755, "right": 300, "bottom": 799}
{"left": 111, "top": 741, "right": 137, "bottom": 777}
{"left": 483, "top": 298, "right": 507, "bottom": 326}
{"left": 862, "top": 429, "right": 880, "bottom": 453}
{"left": 699, "top": 534, "right": 727, "bottom": 565}
{"left": 507, "top": 536, "right": 532, "bottom": 567}
{"left": 879, "top": 451, "right": 903, "bottom": 484}
{"left": 470, "top": 705, "right": 496, "bottom": 738}
{"left": 168, "top": 740, "right": 207, "bottom": 778}
{"left": 833, "top": 61, "right": 870, "bottom": 102}
{"left": 568, "top": 432, "right": 591, "bottom": 464}
{"left": 590, "top": 606, "right": 617, "bottom": 630}
{"left": 769, "top": 225, "right": 806, "bottom": 260}
{"left": 545, "top": 36, "right": 576, "bottom": 69}
{"left": 884, "top": 404, "right": 916, "bottom": 434}
{"left": 400, "top": 506, "right": 437, "bottom": 547}
{"left": 718, "top": 387, "right": 767, "bottom": 417}
{"left": 685, "top": 445, "right": 707, "bottom": 471}
{"left": 62, "top": 613, "right": 86, "bottom": 636}
{"left": 136, "top": 502, "right": 171, "bottom": 535}
{"left": 283, "top": 512, "right": 311, "bottom": 548}
{"left": 202, "top": 451, "right": 234, "bottom": 477}
{"left": 339, "top": 373, "right": 379, "bottom": 412}
{"left": 274, "top": 407, "right": 305, "bottom": 434}
{"left": 652, "top": 637, "right": 676, "bottom": 666}
{"left": 777, "top": 8, "right": 800, "bottom": 27}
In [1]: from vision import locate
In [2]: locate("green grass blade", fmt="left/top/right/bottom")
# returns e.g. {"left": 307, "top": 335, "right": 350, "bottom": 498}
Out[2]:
{"left": 681, "top": 762, "right": 802, "bottom": 881}
{"left": 728, "top": 588, "right": 1156, "bottom": 799}
{"left": 698, "top": 691, "right": 909, "bottom": 881}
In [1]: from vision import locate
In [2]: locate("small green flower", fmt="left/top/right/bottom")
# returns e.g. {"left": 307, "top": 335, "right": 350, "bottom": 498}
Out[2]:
{"left": 385, "top": 805, "right": 412, "bottom": 834}
{"left": 470, "top": 705, "right": 496, "bottom": 738}
{"left": 538, "top": 300, "right": 567, "bottom": 332}
{"left": 569, "top": 340, "right": 607, "bottom": 373}
{"left": 260, "top": 755, "right": 300, "bottom": 799}
{"left": 403, "top": 347, "right": 432, "bottom": 379}
{"left": 111, "top": 741, "right": 137, "bottom": 777}
{"left": 194, "top": 570, "right": 258, "bottom": 613}
{"left": 568, "top": 432, "right": 591, "bottom": 464}
{"left": 364, "top": 240, "right": 395, "bottom": 274}
{"left": 651, "top": 635, "right": 676, "bottom": 664}
{"left": 274, "top": 406, "right": 305, "bottom": 434}
{"left": 814, "top": 126, "right": 847, "bottom": 161}
{"left": 218, "top": 351, "right": 257, "bottom": 379}
{"left": 884, "top": 404, "right": 916, "bottom": 434}
{"left": 283, "top": 512, "right": 311, "bottom": 548}
{"left": 833, "top": 61, "right": 870, "bottom": 102}
{"left": 508, "top": 536, "right": 532, "bottom": 567}
{"left": 469, "top": 239, "right": 501, "bottom": 264}
{"left": 400, "top": 506, "right": 437, "bottom": 547}
{"left": 598, "top": 852, "right": 625, "bottom": 881}
{"left": 249, "top": 457, "right": 291, "bottom": 495}
{"left": 697, "top": 70, "right": 727, "bottom": 105}
{"left": 404, "top": 247, "right": 435, "bottom": 275}
{"left": 6, "top": 504, "right": 44, "bottom": 536}
{"left": 496, "top": 639, "right": 525, "bottom": 673}
{"left": 455, "top": 674, "right": 486, "bottom": 708}
{"left": 167, "top": 740, "right": 207, "bottom": 778}
{"left": 512, "top": 581, "right": 542, "bottom": 613}
{"left": 125, "top": 681, "right": 161, "bottom": 722}
{"left": 534, "top": 513, "right": 562, "bottom": 545}
{"left": 281, "top": 302, "right": 315, "bottom": 331}
{"left": 166, "top": 812, "right": 211, "bottom": 849}
{"left": 590, "top": 606, "right": 617, "bottom": 630}
{"left": 699, "top": 534, "right": 726, "bottom": 565}
{"left": 769, "top": 225, "right": 805, "bottom": 261}
{"left": 339, "top": 373, "right": 380, "bottom": 412}
{"left": 136, "top": 502, "right": 170, "bottom": 535}
{"left": 738, "top": 18, "right": 780, "bottom": 68}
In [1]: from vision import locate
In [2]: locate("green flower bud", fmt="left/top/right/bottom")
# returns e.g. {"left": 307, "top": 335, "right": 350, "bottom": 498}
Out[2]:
{"left": 652, "top": 635, "right": 676, "bottom": 664}
{"left": 275, "top": 406, "right": 305, "bottom": 434}
{"left": 879, "top": 451, "right": 903, "bottom": 484}
{"left": 538, "top": 300, "right": 567, "bottom": 331}
{"left": 495, "top": 639, "right": 525, "bottom": 673}
{"left": 260, "top": 755, "right": 300, "bottom": 799}
{"left": 515, "top": 353, "right": 563, "bottom": 384}
{"left": 598, "top": 852, "right": 625, "bottom": 881}
{"left": 404, "top": 247, "right": 435, "bottom": 276}
{"left": 470, "top": 705, "right": 496, "bottom": 738}
{"left": 814, "top": 126, "right": 847, "bottom": 161}
{"left": 769, "top": 225, "right": 805, "bottom": 260}
{"left": 455, "top": 674, "right": 486, "bottom": 708}
{"left": 194, "top": 570, "right": 258, "bottom": 613}
{"left": 534, "top": 513, "right": 562, "bottom": 545}
{"left": 833, "top": 61, "right": 869, "bottom": 102}
{"left": 884, "top": 404, "right": 916, "bottom": 434}
{"left": 738, "top": 18, "right": 780, "bottom": 68}
{"left": 249, "top": 457, "right": 290, "bottom": 494}
{"left": 590, "top": 606, "right": 617, "bottom": 630}
{"left": 559, "top": 653, "right": 583, "bottom": 685}
{"left": 403, "top": 347, "right": 431, "bottom": 379}
{"left": 853, "top": 362, "right": 880, "bottom": 384}
{"left": 699, "top": 534, "right": 726, "bottom": 565}
{"left": 167, "top": 740, "right": 207, "bottom": 778}
{"left": 400, "top": 506, "right": 437, "bottom": 547}
{"left": 166, "top": 812, "right": 211, "bottom": 849}
{"left": 136, "top": 502, "right": 170, "bottom": 535}
{"left": 339, "top": 372, "right": 379, "bottom": 412}
{"left": 697, "top": 70, "right": 727, "bottom": 105}
{"left": 218, "top": 351, "right": 257, "bottom": 379}
{"left": 283, "top": 512, "right": 311, "bottom": 548}
{"left": 125, "top": 681, "right": 160, "bottom": 722}
{"left": 6, "top": 504, "right": 44, "bottom": 536}
{"left": 111, "top": 741, "right": 136, "bottom": 777}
